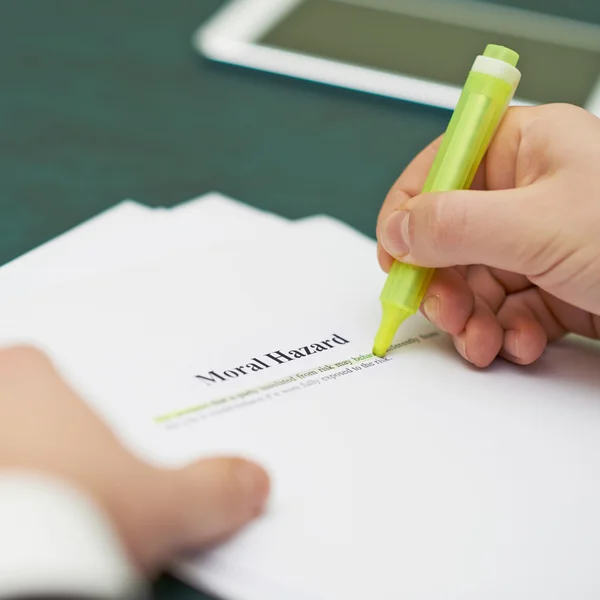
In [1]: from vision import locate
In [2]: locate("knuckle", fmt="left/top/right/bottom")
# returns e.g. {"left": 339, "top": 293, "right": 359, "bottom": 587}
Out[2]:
{"left": 529, "top": 103, "right": 591, "bottom": 139}
{"left": 548, "top": 102, "right": 587, "bottom": 118}
{"left": 533, "top": 102, "right": 582, "bottom": 122}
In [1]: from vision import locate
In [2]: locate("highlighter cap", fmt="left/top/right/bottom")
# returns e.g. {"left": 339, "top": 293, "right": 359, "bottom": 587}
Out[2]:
{"left": 483, "top": 44, "right": 519, "bottom": 67}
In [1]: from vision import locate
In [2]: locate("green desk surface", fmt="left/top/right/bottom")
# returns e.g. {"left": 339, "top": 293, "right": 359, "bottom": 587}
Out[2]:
{"left": 1, "top": 1, "right": 598, "bottom": 598}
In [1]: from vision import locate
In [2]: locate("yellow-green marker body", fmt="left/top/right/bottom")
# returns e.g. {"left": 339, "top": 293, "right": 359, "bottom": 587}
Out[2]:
{"left": 373, "top": 44, "right": 522, "bottom": 357}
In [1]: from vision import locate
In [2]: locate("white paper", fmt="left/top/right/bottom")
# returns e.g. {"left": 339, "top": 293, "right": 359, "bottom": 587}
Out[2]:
{"left": 0, "top": 215, "right": 599, "bottom": 599}
{"left": 0, "top": 193, "right": 293, "bottom": 301}
{"left": 0, "top": 200, "right": 154, "bottom": 299}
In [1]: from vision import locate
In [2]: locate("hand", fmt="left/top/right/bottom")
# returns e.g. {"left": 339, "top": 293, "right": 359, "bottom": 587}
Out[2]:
{"left": 377, "top": 103, "right": 600, "bottom": 367}
{"left": 0, "top": 346, "right": 270, "bottom": 573}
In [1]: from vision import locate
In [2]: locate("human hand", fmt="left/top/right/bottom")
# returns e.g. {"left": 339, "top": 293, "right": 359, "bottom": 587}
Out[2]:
{"left": 377, "top": 103, "right": 600, "bottom": 367}
{"left": 0, "top": 346, "right": 269, "bottom": 573}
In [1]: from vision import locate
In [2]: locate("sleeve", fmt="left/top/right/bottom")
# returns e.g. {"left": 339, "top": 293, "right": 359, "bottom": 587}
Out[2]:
{"left": 0, "top": 470, "right": 146, "bottom": 600}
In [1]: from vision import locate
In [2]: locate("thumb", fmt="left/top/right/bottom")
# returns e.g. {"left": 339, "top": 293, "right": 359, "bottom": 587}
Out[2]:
{"left": 135, "top": 457, "right": 270, "bottom": 571}
{"left": 379, "top": 186, "right": 552, "bottom": 275}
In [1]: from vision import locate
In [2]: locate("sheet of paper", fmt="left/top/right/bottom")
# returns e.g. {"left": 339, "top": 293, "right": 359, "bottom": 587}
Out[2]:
{"left": 169, "top": 191, "right": 288, "bottom": 224}
{"left": 0, "top": 200, "right": 154, "bottom": 299}
{"left": 0, "top": 193, "right": 293, "bottom": 301}
{"left": 0, "top": 219, "right": 599, "bottom": 599}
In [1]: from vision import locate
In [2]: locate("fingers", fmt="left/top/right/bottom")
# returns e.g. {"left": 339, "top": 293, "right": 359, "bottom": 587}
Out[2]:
{"left": 178, "top": 457, "right": 270, "bottom": 545}
{"left": 376, "top": 136, "right": 444, "bottom": 272}
{"left": 419, "top": 267, "right": 551, "bottom": 367}
{"left": 496, "top": 296, "right": 548, "bottom": 364}
{"left": 147, "top": 457, "right": 270, "bottom": 568}
{"left": 444, "top": 294, "right": 546, "bottom": 368}
{"left": 379, "top": 183, "right": 558, "bottom": 277}
{"left": 376, "top": 106, "right": 536, "bottom": 272}
{"left": 538, "top": 291, "right": 600, "bottom": 341}
{"left": 377, "top": 105, "right": 598, "bottom": 279}
{"left": 420, "top": 268, "right": 473, "bottom": 336}
{"left": 375, "top": 105, "right": 576, "bottom": 278}
{"left": 453, "top": 296, "right": 504, "bottom": 368}
{"left": 464, "top": 268, "right": 547, "bottom": 364}
{"left": 419, "top": 268, "right": 505, "bottom": 367}
{"left": 377, "top": 136, "right": 443, "bottom": 228}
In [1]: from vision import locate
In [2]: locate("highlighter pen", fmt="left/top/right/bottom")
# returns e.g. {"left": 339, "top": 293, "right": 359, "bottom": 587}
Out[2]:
{"left": 372, "top": 44, "right": 522, "bottom": 357}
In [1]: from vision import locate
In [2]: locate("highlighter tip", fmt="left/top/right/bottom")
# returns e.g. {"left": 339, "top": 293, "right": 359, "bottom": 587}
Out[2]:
{"left": 372, "top": 343, "right": 388, "bottom": 358}
{"left": 372, "top": 305, "right": 412, "bottom": 358}
{"left": 372, "top": 330, "right": 394, "bottom": 358}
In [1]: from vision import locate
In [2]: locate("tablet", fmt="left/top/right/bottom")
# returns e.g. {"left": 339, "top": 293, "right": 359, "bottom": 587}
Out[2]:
{"left": 194, "top": 0, "right": 600, "bottom": 114}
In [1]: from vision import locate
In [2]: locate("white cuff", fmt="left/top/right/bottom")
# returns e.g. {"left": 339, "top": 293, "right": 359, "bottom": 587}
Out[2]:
{"left": 0, "top": 470, "right": 145, "bottom": 600}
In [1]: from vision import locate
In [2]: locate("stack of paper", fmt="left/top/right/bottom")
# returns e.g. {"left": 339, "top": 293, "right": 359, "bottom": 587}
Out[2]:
{"left": 1, "top": 192, "right": 600, "bottom": 599}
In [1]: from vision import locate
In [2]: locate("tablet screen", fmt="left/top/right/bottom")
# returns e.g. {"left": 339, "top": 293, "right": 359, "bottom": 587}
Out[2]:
{"left": 260, "top": 0, "right": 600, "bottom": 106}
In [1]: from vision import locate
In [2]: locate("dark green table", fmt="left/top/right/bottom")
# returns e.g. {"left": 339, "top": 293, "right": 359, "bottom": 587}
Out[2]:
{"left": 1, "top": 1, "right": 598, "bottom": 598}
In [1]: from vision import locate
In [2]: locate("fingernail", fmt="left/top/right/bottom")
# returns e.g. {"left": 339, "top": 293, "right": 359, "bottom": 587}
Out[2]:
{"left": 381, "top": 210, "right": 410, "bottom": 258}
{"left": 501, "top": 352, "right": 519, "bottom": 363}
{"left": 454, "top": 334, "right": 471, "bottom": 363}
{"left": 503, "top": 330, "right": 520, "bottom": 361}
{"left": 235, "top": 461, "right": 270, "bottom": 513}
{"left": 422, "top": 296, "right": 443, "bottom": 330}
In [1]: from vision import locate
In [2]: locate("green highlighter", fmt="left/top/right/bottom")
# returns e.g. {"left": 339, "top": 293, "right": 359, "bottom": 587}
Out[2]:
{"left": 373, "top": 44, "right": 522, "bottom": 357}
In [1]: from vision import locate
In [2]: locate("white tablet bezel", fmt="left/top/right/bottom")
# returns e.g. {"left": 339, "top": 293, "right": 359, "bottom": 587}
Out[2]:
{"left": 194, "top": 0, "right": 600, "bottom": 115}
